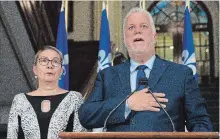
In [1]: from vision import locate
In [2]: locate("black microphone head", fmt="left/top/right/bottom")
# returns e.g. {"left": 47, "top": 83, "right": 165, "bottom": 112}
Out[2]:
{"left": 138, "top": 77, "right": 148, "bottom": 86}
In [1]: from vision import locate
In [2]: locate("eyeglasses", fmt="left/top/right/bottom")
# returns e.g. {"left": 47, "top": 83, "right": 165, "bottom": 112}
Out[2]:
{"left": 38, "top": 57, "right": 62, "bottom": 67}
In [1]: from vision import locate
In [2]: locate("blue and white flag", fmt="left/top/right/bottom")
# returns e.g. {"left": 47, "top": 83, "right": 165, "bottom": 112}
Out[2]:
{"left": 56, "top": 7, "right": 69, "bottom": 90}
{"left": 182, "top": 6, "right": 198, "bottom": 83}
{"left": 97, "top": 8, "right": 112, "bottom": 72}
{"left": 92, "top": 7, "right": 112, "bottom": 133}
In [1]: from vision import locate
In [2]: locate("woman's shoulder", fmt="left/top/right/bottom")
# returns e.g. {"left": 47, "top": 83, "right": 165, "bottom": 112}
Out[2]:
{"left": 68, "top": 91, "right": 83, "bottom": 98}
{"left": 67, "top": 91, "right": 84, "bottom": 103}
{"left": 58, "top": 91, "right": 84, "bottom": 109}
{"left": 11, "top": 93, "right": 29, "bottom": 111}
{"left": 13, "top": 93, "right": 26, "bottom": 101}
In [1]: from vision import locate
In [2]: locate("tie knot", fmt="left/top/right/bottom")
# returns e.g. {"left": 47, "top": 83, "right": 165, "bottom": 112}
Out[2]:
{"left": 137, "top": 65, "right": 147, "bottom": 71}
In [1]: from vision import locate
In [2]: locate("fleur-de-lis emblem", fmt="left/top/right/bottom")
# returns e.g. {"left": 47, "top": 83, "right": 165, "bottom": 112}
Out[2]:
{"left": 62, "top": 54, "right": 69, "bottom": 75}
{"left": 98, "top": 50, "right": 111, "bottom": 72}
{"left": 182, "top": 50, "right": 196, "bottom": 75}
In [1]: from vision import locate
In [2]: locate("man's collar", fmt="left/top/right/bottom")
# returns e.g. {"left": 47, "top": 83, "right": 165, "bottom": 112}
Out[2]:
{"left": 130, "top": 55, "right": 156, "bottom": 73}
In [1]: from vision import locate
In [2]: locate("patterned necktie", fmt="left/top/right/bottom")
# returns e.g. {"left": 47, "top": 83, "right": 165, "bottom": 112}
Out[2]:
{"left": 136, "top": 65, "right": 147, "bottom": 91}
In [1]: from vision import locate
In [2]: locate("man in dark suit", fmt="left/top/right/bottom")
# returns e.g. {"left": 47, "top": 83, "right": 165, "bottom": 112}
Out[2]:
{"left": 79, "top": 7, "right": 213, "bottom": 132}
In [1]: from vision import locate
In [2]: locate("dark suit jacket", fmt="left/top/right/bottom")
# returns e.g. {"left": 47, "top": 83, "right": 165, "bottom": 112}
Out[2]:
{"left": 79, "top": 56, "right": 213, "bottom": 131}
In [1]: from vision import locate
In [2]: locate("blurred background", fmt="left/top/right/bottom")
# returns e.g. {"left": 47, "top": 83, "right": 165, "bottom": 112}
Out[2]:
{"left": 0, "top": 1, "right": 219, "bottom": 137}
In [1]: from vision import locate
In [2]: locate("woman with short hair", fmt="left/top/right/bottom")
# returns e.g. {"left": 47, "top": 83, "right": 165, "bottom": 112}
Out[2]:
{"left": 7, "top": 45, "right": 86, "bottom": 139}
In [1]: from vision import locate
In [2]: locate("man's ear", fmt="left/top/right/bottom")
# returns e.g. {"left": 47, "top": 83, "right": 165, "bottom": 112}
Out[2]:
{"left": 154, "top": 33, "right": 157, "bottom": 40}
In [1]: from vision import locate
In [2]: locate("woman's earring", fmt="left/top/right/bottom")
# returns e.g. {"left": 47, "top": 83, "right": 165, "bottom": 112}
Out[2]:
{"left": 35, "top": 75, "right": 38, "bottom": 79}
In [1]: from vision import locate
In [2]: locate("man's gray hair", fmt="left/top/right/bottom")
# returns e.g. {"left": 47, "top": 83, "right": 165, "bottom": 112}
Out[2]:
{"left": 34, "top": 45, "right": 63, "bottom": 65}
{"left": 123, "top": 7, "right": 156, "bottom": 47}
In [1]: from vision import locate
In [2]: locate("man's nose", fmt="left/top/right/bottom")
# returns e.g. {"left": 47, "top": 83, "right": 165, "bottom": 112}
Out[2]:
{"left": 134, "top": 27, "right": 142, "bottom": 34}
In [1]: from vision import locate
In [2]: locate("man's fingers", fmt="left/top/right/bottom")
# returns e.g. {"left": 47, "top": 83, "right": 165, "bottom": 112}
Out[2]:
{"left": 153, "top": 93, "right": 166, "bottom": 97}
{"left": 161, "top": 104, "right": 166, "bottom": 108}
{"left": 149, "top": 102, "right": 160, "bottom": 107}
{"left": 157, "top": 97, "right": 168, "bottom": 103}
{"left": 144, "top": 102, "right": 165, "bottom": 108}
{"left": 138, "top": 88, "right": 149, "bottom": 93}
{"left": 147, "top": 107, "right": 160, "bottom": 112}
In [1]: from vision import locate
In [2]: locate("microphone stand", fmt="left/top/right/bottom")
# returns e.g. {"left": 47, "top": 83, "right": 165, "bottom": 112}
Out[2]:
{"left": 102, "top": 85, "right": 141, "bottom": 132}
{"left": 139, "top": 78, "right": 176, "bottom": 132}
{"left": 103, "top": 78, "right": 176, "bottom": 132}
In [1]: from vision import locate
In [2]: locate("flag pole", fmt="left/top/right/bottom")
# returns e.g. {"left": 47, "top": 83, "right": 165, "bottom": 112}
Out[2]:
{"left": 102, "top": 0, "right": 105, "bottom": 10}
{"left": 61, "top": 0, "right": 68, "bottom": 32}
{"left": 102, "top": 1, "right": 108, "bottom": 17}
{"left": 142, "top": 1, "right": 145, "bottom": 9}
{"left": 65, "top": 0, "right": 68, "bottom": 30}
{"left": 61, "top": 0, "right": 64, "bottom": 11}
{"left": 185, "top": 0, "right": 190, "bottom": 10}
{"left": 139, "top": 0, "right": 145, "bottom": 9}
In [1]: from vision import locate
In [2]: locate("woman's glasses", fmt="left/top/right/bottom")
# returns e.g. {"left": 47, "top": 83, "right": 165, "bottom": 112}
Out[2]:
{"left": 38, "top": 57, "right": 62, "bottom": 67}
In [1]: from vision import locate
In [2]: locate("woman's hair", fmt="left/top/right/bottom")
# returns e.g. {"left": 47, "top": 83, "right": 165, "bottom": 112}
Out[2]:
{"left": 34, "top": 45, "right": 63, "bottom": 65}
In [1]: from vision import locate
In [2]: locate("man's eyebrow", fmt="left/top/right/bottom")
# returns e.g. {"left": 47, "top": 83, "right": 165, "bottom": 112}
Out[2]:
{"left": 140, "top": 22, "right": 149, "bottom": 24}
{"left": 127, "top": 23, "right": 135, "bottom": 26}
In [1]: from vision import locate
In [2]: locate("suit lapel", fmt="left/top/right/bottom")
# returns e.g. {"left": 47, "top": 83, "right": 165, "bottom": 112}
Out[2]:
{"left": 114, "top": 60, "right": 131, "bottom": 96}
{"left": 148, "top": 56, "right": 170, "bottom": 90}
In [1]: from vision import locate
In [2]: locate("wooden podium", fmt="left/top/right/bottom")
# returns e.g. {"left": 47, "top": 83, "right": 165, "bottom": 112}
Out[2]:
{"left": 59, "top": 132, "right": 219, "bottom": 139}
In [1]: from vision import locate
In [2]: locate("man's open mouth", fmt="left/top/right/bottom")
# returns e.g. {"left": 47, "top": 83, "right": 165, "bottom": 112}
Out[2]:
{"left": 133, "top": 38, "right": 144, "bottom": 42}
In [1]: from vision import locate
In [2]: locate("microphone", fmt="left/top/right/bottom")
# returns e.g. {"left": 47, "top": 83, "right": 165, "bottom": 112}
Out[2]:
{"left": 102, "top": 82, "right": 142, "bottom": 132}
{"left": 139, "top": 77, "right": 176, "bottom": 132}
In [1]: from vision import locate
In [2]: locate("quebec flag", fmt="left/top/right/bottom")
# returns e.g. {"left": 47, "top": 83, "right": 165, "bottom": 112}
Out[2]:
{"left": 182, "top": 6, "right": 198, "bottom": 83}
{"left": 56, "top": 7, "right": 69, "bottom": 90}
{"left": 92, "top": 8, "right": 112, "bottom": 132}
{"left": 97, "top": 8, "right": 112, "bottom": 72}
